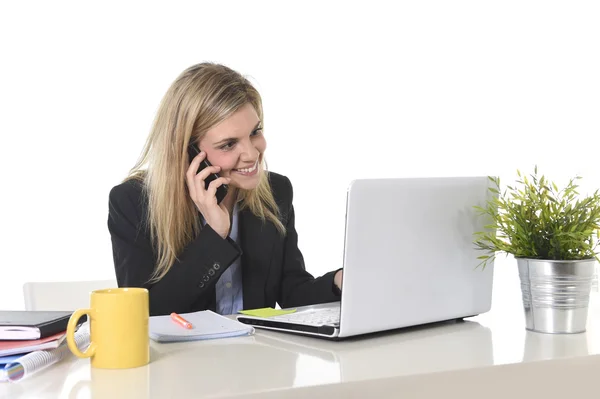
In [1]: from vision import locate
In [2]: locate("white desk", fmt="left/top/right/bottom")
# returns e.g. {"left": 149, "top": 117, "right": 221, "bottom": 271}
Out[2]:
{"left": 2, "top": 294, "right": 600, "bottom": 399}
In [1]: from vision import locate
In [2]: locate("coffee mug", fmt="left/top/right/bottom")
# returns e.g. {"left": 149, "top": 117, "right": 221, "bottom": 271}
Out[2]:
{"left": 66, "top": 287, "right": 150, "bottom": 369}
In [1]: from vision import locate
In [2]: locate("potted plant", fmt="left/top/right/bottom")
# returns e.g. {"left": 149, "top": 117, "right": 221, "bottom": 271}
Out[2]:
{"left": 473, "top": 166, "right": 600, "bottom": 334}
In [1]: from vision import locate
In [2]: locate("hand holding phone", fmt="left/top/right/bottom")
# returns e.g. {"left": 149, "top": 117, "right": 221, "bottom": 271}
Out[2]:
{"left": 187, "top": 144, "right": 229, "bottom": 204}
{"left": 186, "top": 144, "right": 231, "bottom": 238}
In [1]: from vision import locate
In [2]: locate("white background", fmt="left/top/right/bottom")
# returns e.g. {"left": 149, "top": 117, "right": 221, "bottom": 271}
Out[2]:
{"left": 1, "top": 0, "right": 599, "bottom": 338}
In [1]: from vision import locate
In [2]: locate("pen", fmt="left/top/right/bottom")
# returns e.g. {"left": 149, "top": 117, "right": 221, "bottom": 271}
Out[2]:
{"left": 170, "top": 312, "right": 193, "bottom": 329}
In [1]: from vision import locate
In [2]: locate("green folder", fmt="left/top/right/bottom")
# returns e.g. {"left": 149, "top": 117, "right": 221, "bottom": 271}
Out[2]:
{"left": 238, "top": 307, "right": 297, "bottom": 318}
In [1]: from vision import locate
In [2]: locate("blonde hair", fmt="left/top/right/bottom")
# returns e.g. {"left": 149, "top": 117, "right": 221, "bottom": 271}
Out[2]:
{"left": 126, "top": 62, "right": 285, "bottom": 282}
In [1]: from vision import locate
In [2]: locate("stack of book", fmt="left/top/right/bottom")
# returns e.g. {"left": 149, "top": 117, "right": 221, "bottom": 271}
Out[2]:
{"left": 0, "top": 311, "right": 75, "bottom": 382}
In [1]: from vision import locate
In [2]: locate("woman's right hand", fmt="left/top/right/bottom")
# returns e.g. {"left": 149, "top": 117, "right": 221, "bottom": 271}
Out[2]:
{"left": 186, "top": 150, "right": 232, "bottom": 239}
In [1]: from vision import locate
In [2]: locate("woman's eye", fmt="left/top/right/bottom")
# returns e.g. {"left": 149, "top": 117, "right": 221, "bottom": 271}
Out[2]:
{"left": 220, "top": 141, "right": 235, "bottom": 150}
{"left": 251, "top": 128, "right": 263, "bottom": 136}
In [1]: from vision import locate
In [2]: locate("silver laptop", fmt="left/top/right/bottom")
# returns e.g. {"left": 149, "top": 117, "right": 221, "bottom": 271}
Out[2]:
{"left": 236, "top": 176, "right": 497, "bottom": 339}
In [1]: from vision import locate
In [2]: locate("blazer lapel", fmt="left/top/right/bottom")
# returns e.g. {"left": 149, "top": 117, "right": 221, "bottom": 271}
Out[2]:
{"left": 239, "top": 207, "right": 276, "bottom": 309}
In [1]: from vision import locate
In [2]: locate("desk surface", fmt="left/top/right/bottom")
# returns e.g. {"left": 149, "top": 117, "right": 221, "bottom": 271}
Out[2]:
{"left": 2, "top": 294, "right": 600, "bottom": 399}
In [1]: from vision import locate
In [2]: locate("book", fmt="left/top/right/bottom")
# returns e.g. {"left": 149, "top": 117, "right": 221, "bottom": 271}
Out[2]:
{"left": 0, "top": 311, "right": 74, "bottom": 340}
{"left": 149, "top": 310, "right": 254, "bottom": 343}
{"left": 0, "top": 332, "right": 66, "bottom": 357}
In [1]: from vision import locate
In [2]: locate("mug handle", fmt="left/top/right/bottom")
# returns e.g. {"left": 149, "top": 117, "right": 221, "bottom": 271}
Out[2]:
{"left": 66, "top": 309, "right": 96, "bottom": 358}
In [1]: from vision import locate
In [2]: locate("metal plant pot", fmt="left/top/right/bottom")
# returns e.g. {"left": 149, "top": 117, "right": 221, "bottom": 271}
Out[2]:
{"left": 517, "top": 258, "right": 596, "bottom": 334}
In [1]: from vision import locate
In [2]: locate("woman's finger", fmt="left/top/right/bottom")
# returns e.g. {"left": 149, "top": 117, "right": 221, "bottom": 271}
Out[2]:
{"left": 186, "top": 150, "right": 206, "bottom": 181}
{"left": 206, "top": 176, "right": 231, "bottom": 199}
{"left": 185, "top": 151, "right": 206, "bottom": 198}
{"left": 195, "top": 164, "right": 221, "bottom": 181}
{"left": 194, "top": 165, "right": 222, "bottom": 193}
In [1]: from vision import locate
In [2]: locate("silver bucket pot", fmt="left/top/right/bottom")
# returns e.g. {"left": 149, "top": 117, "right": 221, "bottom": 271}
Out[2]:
{"left": 517, "top": 258, "right": 596, "bottom": 334}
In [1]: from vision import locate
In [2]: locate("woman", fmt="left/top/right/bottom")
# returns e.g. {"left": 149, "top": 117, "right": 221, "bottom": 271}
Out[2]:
{"left": 107, "top": 62, "right": 343, "bottom": 316}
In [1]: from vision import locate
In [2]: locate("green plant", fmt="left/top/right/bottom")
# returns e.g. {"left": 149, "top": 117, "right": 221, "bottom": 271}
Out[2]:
{"left": 474, "top": 166, "right": 600, "bottom": 269}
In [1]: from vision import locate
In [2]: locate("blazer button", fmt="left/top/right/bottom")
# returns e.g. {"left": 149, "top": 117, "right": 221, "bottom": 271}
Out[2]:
{"left": 213, "top": 262, "right": 220, "bottom": 270}
{"left": 208, "top": 268, "right": 216, "bottom": 276}
{"left": 203, "top": 275, "right": 210, "bottom": 282}
{"left": 199, "top": 282, "right": 205, "bottom": 288}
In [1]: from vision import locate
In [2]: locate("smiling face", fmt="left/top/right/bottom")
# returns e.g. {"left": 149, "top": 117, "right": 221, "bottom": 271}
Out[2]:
{"left": 198, "top": 102, "right": 266, "bottom": 191}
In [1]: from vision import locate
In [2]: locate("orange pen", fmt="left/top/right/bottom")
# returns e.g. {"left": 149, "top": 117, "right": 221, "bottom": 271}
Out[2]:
{"left": 170, "top": 312, "right": 193, "bottom": 329}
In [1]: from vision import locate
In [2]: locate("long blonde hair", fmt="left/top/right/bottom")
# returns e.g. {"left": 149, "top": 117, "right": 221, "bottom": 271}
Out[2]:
{"left": 126, "top": 62, "right": 285, "bottom": 282}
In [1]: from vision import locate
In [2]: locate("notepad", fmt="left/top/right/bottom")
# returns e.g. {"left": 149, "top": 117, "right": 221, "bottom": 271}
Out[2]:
{"left": 238, "top": 307, "right": 297, "bottom": 317}
{"left": 149, "top": 310, "right": 254, "bottom": 343}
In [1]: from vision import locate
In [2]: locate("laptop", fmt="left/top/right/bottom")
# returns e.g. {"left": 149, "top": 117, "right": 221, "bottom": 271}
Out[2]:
{"left": 236, "top": 176, "right": 497, "bottom": 339}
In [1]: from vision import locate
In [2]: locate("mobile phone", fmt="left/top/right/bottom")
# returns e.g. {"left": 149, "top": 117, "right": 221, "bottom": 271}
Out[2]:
{"left": 187, "top": 143, "right": 228, "bottom": 204}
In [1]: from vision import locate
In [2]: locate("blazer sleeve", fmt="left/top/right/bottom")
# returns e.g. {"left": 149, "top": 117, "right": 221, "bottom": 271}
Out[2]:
{"left": 107, "top": 181, "right": 242, "bottom": 316}
{"left": 277, "top": 177, "right": 342, "bottom": 308}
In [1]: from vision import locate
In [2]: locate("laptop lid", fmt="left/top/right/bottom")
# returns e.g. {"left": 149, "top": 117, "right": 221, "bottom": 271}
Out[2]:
{"left": 338, "top": 176, "right": 496, "bottom": 338}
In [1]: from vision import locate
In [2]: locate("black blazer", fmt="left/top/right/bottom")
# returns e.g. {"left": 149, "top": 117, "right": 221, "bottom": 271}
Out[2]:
{"left": 107, "top": 172, "right": 340, "bottom": 316}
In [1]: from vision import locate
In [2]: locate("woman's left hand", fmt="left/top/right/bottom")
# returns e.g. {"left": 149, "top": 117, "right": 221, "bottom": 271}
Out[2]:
{"left": 334, "top": 270, "right": 343, "bottom": 291}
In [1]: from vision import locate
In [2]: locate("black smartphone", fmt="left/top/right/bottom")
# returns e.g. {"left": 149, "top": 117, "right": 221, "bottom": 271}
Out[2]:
{"left": 187, "top": 143, "right": 228, "bottom": 204}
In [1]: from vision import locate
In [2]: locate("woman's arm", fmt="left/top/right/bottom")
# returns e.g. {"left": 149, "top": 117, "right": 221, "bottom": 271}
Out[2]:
{"left": 107, "top": 181, "right": 241, "bottom": 316}
{"left": 277, "top": 177, "right": 342, "bottom": 308}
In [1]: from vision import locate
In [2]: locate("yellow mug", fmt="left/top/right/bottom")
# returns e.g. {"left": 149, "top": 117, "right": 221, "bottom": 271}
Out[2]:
{"left": 66, "top": 288, "right": 150, "bottom": 369}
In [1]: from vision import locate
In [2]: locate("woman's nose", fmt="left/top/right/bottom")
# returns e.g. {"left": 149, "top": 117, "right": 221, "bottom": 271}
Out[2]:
{"left": 239, "top": 140, "right": 259, "bottom": 161}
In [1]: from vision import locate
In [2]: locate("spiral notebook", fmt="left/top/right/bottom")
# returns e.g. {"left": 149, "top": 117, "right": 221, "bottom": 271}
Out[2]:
{"left": 1, "top": 324, "right": 90, "bottom": 382}
{"left": 149, "top": 310, "right": 254, "bottom": 343}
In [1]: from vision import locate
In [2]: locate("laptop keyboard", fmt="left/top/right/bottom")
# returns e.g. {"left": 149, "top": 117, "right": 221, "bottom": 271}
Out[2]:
{"left": 270, "top": 307, "right": 340, "bottom": 327}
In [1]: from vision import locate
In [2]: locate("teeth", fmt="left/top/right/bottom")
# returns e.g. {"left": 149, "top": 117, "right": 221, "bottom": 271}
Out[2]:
{"left": 236, "top": 161, "right": 257, "bottom": 173}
